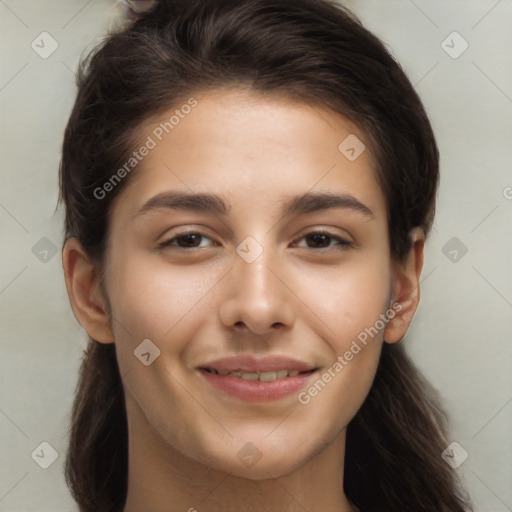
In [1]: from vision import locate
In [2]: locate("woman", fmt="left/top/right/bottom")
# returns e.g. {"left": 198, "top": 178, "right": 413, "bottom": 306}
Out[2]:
{"left": 59, "top": 0, "right": 473, "bottom": 510}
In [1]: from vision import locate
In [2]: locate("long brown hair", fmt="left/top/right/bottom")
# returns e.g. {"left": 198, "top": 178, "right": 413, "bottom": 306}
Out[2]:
{"left": 59, "top": 1, "right": 473, "bottom": 510}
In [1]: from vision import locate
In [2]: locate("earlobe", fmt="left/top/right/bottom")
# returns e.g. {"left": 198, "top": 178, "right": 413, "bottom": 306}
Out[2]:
{"left": 384, "top": 227, "right": 425, "bottom": 344}
{"left": 62, "top": 237, "right": 115, "bottom": 344}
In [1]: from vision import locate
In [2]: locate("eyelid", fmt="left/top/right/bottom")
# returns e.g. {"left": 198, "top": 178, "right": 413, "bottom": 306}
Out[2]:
{"left": 157, "top": 228, "right": 218, "bottom": 250}
{"left": 157, "top": 227, "right": 353, "bottom": 251}
{"left": 292, "top": 229, "right": 352, "bottom": 249}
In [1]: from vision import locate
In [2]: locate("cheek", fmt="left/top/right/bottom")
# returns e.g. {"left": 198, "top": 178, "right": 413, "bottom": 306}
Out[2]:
{"left": 296, "top": 258, "right": 391, "bottom": 423}
{"left": 106, "top": 252, "right": 222, "bottom": 355}
{"left": 106, "top": 257, "right": 218, "bottom": 426}
{"left": 299, "top": 254, "right": 391, "bottom": 351}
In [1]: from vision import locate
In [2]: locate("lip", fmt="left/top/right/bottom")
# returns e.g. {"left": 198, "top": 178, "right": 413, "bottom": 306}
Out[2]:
{"left": 198, "top": 355, "right": 317, "bottom": 374}
{"left": 197, "top": 355, "right": 318, "bottom": 402}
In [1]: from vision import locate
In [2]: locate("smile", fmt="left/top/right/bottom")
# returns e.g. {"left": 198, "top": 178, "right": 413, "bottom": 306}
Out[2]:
{"left": 202, "top": 367, "right": 313, "bottom": 381}
{"left": 198, "top": 366, "right": 318, "bottom": 402}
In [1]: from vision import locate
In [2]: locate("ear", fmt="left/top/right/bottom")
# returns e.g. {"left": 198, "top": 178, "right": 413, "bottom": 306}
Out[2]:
{"left": 383, "top": 227, "right": 425, "bottom": 344}
{"left": 62, "top": 237, "right": 115, "bottom": 344}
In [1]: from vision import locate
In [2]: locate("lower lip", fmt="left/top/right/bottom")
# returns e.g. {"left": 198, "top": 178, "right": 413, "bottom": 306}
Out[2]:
{"left": 198, "top": 369, "right": 317, "bottom": 402}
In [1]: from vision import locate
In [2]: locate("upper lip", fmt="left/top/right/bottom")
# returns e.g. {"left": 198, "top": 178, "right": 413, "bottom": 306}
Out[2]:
{"left": 198, "top": 355, "right": 317, "bottom": 374}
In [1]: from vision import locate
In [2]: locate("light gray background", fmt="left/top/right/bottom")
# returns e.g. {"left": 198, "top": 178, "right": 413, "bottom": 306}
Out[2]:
{"left": 1, "top": 0, "right": 511, "bottom": 510}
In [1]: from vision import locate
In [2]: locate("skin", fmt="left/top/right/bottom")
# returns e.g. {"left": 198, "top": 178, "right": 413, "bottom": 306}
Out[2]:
{"left": 63, "top": 88, "right": 425, "bottom": 512}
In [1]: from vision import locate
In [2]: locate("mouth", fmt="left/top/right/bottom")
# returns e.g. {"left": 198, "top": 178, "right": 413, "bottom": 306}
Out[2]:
{"left": 196, "top": 355, "right": 319, "bottom": 402}
{"left": 200, "top": 367, "right": 316, "bottom": 381}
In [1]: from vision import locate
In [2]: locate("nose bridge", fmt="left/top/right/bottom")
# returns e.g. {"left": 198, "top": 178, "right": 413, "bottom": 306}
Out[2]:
{"left": 235, "top": 239, "right": 283, "bottom": 309}
{"left": 239, "top": 250, "right": 275, "bottom": 299}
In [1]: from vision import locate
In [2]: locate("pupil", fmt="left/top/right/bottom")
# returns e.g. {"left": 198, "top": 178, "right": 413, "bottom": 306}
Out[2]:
{"left": 180, "top": 234, "right": 200, "bottom": 247}
{"left": 308, "top": 233, "right": 329, "bottom": 247}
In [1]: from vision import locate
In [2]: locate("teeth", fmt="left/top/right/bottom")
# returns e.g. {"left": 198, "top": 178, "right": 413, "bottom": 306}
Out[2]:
{"left": 259, "top": 371, "right": 277, "bottom": 382}
{"left": 205, "top": 368, "right": 310, "bottom": 381}
{"left": 241, "top": 372, "right": 259, "bottom": 381}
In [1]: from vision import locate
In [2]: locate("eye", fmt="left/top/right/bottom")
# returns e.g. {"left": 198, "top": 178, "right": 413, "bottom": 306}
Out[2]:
{"left": 157, "top": 229, "right": 352, "bottom": 252}
{"left": 158, "top": 231, "right": 217, "bottom": 250}
{"left": 293, "top": 230, "right": 353, "bottom": 251}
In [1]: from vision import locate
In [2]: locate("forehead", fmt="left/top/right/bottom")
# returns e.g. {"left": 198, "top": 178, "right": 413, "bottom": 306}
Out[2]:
{"left": 111, "top": 88, "right": 387, "bottom": 223}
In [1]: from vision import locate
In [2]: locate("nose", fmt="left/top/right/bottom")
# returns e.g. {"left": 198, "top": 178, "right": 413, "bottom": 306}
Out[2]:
{"left": 218, "top": 246, "right": 296, "bottom": 336}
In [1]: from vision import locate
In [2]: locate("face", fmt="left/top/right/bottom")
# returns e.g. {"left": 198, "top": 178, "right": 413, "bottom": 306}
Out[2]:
{"left": 101, "top": 88, "right": 395, "bottom": 479}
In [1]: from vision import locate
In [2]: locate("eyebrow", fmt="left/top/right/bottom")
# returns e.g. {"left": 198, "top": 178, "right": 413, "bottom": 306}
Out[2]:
{"left": 135, "top": 190, "right": 375, "bottom": 220}
{"left": 136, "top": 191, "right": 230, "bottom": 217}
{"left": 282, "top": 191, "right": 374, "bottom": 220}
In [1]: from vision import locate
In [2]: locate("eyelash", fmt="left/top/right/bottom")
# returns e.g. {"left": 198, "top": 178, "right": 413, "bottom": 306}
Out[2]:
{"left": 157, "top": 229, "right": 353, "bottom": 252}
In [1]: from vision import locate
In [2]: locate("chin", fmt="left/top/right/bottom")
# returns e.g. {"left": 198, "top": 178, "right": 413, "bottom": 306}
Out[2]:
{"left": 200, "top": 438, "right": 316, "bottom": 481}
{"left": 223, "top": 455, "right": 305, "bottom": 481}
